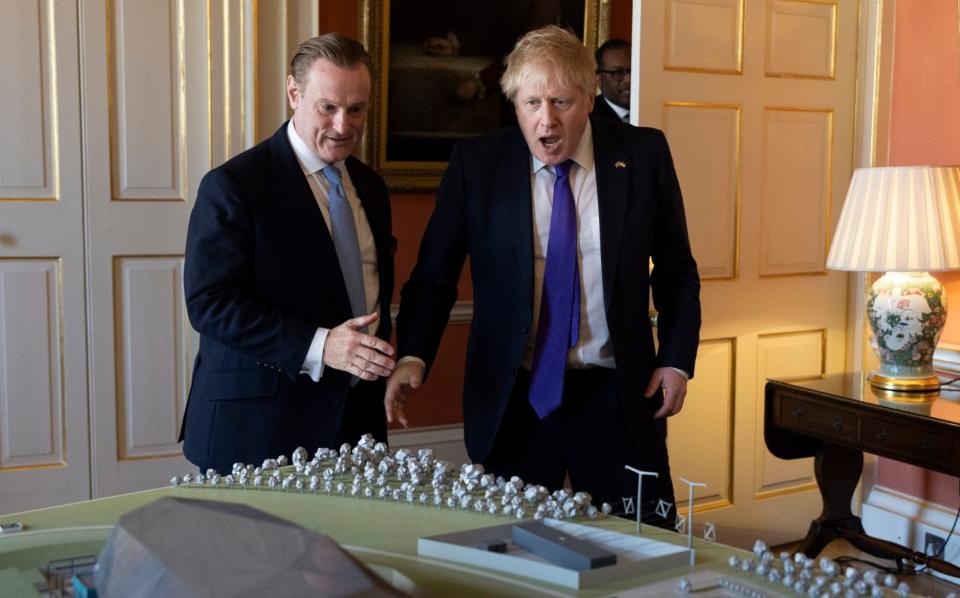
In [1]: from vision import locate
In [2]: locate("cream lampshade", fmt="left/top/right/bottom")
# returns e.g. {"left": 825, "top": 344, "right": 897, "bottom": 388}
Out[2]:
{"left": 826, "top": 166, "right": 960, "bottom": 392}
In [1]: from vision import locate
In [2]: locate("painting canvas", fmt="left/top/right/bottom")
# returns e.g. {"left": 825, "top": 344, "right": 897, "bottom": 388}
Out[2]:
{"left": 360, "top": 0, "right": 607, "bottom": 189}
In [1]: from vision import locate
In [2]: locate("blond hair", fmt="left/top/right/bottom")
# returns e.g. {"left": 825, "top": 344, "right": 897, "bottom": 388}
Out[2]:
{"left": 500, "top": 25, "right": 596, "bottom": 103}
{"left": 290, "top": 33, "right": 375, "bottom": 88}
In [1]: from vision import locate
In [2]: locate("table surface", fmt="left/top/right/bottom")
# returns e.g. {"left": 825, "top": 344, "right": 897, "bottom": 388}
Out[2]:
{"left": 0, "top": 486, "right": 760, "bottom": 597}
{"left": 772, "top": 372, "right": 960, "bottom": 424}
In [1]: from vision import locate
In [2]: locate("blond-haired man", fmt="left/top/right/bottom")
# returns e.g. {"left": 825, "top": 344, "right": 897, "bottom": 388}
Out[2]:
{"left": 387, "top": 26, "right": 700, "bottom": 520}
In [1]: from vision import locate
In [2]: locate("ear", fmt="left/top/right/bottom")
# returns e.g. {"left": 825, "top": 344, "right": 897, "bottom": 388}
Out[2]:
{"left": 586, "top": 93, "right": 595, "bottom": 112}
{"left": 286, "top": 75, "right": 300, "bottom": 110}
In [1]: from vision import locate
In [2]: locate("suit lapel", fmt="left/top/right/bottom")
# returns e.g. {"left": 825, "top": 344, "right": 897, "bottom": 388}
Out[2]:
{"left": 268, "top": 124, "right": 349, "bottom": 298}
{"left": 495, "top": 130, "right": 536, "bottom": 309}
{"left": 591, "top": 117, "right": 630, "bottom": 313}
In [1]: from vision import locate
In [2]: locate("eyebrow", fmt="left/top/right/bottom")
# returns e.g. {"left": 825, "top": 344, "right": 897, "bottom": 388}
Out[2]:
{"left": 315, "top": 98, "right": 369, "bottom": 109}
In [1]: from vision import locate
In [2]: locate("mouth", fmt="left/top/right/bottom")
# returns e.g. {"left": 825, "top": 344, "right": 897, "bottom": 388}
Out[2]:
{"left": 540, "top": 136, "right": 562, "bottom": 150}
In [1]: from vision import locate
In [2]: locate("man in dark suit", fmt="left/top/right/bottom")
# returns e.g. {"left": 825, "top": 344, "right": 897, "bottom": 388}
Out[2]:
{"left": 386, "top": 26, "right": 700, "bottom": 521}
{"left": 181, "top": 34, "right": 396, "bottom": 475}
{"left": 592, "top": 38, "right": 631, "bottom": 123}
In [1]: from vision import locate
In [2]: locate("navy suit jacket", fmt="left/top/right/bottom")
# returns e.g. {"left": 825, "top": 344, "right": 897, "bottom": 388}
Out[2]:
{"left": 181, "top": 122, "right": 394, "bottom": 474}
{"left": 397, "top": 116, "right": 700, "bottom": 463}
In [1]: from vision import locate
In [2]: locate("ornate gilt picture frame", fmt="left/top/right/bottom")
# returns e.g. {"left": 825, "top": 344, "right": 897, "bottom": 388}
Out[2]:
{"left": 359, "top": 0, "right": 610, "bottom": 190}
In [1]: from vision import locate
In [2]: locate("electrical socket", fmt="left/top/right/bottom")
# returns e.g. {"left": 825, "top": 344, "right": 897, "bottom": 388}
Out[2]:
{"left": 924, "top": 532, "right": 947, "bottom": 556}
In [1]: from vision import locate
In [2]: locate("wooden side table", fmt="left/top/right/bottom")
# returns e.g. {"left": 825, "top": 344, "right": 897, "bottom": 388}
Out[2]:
{"left": 765, "top": 374, "right": 960, "bottom": 576}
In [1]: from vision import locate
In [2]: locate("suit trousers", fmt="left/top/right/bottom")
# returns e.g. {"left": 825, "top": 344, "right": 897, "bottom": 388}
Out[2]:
{"left": 484, "top": 367, "right": 677, "bottom": 527}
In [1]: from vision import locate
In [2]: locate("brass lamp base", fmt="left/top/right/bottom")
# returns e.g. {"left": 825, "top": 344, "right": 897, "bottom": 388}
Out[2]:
{"left": 869, "top": 372, "right": 941, "bottom": 393}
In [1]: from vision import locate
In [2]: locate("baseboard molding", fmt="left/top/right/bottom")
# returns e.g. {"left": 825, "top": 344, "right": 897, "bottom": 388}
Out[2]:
{"left": 861, "top": 485, "right": 960, "bottom": 584}
{"left": 387, "top": 424, "right": 468, "bottom": 465}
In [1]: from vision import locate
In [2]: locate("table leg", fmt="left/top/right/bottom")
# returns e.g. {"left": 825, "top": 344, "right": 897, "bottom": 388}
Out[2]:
{"left": 798, "top": 443, "right": 863, "bottom": 557}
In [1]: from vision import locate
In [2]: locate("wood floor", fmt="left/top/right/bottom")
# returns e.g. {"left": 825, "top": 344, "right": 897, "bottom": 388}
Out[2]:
{"left": 771, "top": 538, "right": 959, "bottom": 597}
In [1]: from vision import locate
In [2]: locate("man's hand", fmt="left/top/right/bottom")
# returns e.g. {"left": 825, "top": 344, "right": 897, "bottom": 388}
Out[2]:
{"left": 384, "top": 360, "right": 424, "bottom": 428}
{"left": 322, "top": 312, "right": 395, "bottom": 380}
{"left": 644, "top": 367, "right": 688, "bottom": 419}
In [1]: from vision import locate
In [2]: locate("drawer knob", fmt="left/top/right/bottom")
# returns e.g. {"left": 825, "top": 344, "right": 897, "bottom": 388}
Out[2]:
{"left": 832, "top": 416, "right": 844, "bottom": 430}
{"left": 875, "top": 429, "right": 887, "bottom": 441}
{"left": 792, "top": 406, "right": 804, "bottom": 419}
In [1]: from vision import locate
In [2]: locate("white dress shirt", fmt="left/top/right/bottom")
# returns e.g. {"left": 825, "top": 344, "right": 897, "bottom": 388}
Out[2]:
{"left": 603, "top": 96, "right": 629, "bottom": 122}
{"left": 286, "top": 122, "right": 380, "bottom": 381}
{"left": 523, "top": 120, "right": 615, "bottom": 370}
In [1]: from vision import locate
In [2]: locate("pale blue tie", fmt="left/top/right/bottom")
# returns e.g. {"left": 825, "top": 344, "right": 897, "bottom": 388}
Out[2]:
{"left": 321, "top": 165, "right": 367, "bottom": 328}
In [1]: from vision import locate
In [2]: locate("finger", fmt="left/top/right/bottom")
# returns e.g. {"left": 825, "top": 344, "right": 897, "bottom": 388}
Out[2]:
{"left": 351, "top": 363, "right": 377, "bottom": 381}
{"left": 350, "top": 312, "right": 381, "bottom": 329}
{"left": 644, "top": 373, "right": 662, "bottom": 398}
{"left": 654, "top": 390, "right": 675, "bottom": 419}
{"left": 671, "top": 389, "right": 687, "bottom": 414}
{"left": 395, "top": 402, "right": 409, "bottom": 428}
{"left": 366, "top": 364, "right": 395, "bottom": 378}
{"left": 362, "top": 349, "right": 396, "bottom": 369}
{"left": 385, "top": 397, "right": 397, "bottom": 423}
{"left": 359, "top": 335, "right": 395, "bottom": 357}
{"left": 352, "top": 353, "right": 394, "bottom": 378}
{"left": 385, "top": 381, "right": 397, "bottom": 405}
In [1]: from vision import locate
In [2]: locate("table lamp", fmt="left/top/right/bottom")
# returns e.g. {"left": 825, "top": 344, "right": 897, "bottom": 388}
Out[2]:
{"left": 826, "top": 166, "right": 960, "bottom": 392}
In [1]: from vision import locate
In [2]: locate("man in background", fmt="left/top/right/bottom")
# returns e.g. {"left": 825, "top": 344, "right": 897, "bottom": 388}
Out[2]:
{"left": 593, "top": 38, "right": 632, "bottom": 123}
{"left": 386, "top": 26, "right": 700, "bottom": 522}
{"left": 181, "top": 33, "right": 396, "bottom": 475}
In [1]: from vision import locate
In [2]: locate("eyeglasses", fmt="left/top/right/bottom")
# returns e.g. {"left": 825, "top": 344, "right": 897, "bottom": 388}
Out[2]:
{"left": 597, "top": 68, "right": 630, "bottom": 81}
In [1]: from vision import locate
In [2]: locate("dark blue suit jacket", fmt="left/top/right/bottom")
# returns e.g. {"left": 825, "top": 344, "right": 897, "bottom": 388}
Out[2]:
{"left": 591, "top": 95, "right": 623, "bottom": 121}
{"left": 397, "top": 116, "right": 700, "bottom": 463}
{"left": 181, "top": 123, "right": 394, "bottom": 474}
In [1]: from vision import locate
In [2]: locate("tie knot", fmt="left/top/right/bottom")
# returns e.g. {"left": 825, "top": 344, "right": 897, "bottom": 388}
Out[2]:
{"left": 554, "top": 160, "right": 574, "bottom": 179}
{"left": 321, "top": 164, "right": 342, "bottom": 186}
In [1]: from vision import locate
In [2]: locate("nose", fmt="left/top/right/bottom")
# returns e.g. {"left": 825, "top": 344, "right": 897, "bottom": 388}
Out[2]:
{"left": 539, "top": 103, "right": 559, "bottom": 128}
{"left": 331, "top": 109, "right": 347, "bottom": 133}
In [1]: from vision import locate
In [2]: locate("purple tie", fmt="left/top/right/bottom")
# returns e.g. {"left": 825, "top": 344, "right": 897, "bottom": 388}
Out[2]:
{"left": 528, "top": 160, "right": 581, "bottom": 419}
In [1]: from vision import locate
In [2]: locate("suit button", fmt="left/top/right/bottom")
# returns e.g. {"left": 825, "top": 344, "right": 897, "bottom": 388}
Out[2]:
{"left": 520, "top": 324, "right": 529, "bottom": 333}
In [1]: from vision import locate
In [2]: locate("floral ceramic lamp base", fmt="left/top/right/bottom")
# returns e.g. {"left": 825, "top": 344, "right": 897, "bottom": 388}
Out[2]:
{"left": 867, "top": 271, "right": 946, "bottom": 392}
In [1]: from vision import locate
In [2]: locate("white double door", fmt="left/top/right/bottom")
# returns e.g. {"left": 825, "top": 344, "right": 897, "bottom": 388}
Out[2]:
{"left": 0, "top": 0, "right": 318, "bottom": 514}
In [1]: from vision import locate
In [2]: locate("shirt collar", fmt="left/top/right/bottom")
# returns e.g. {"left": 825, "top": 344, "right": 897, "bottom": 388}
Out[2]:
{"left": 603, "top": 96, "right": 629, "bottom": 120}
{"left": 286, "top": 120, "right": 338, "bottom": 175}
{"left": 531, "top": 119, "right": 595, "bottom": 175}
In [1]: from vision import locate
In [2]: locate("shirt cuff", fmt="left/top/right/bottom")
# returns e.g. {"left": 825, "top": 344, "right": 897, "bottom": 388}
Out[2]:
{"left": 300, "top": 327, "right": 330, "bottom": 382}
{"left": 397, "top": 356, "right": 426, "bottom": 369}
{"left": 668, "top": 366, "right": 689, "bottom": 380}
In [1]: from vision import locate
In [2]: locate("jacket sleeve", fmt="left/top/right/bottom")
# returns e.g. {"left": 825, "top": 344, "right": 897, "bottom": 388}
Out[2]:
{"left": 183, "top": 168, "right": 316, "bottom": 379}
{"left": 396, "top": 143, "right": 470, "bottom": 378}
{"left": 649, "top": 130, "right": 702, "bottom": 377}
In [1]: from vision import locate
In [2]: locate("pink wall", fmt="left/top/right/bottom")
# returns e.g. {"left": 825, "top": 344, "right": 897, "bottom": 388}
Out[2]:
{"left": 875, "top": 0, "right": 960, "bottom": 509}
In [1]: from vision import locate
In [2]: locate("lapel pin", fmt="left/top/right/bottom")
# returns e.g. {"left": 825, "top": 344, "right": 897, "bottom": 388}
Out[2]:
{"left": 614, "top": 160, "right": 626, "bottom": 169}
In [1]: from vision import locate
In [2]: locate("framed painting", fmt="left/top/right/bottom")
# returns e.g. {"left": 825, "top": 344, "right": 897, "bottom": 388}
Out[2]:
{"left": 359, "top": 0, "right": 610, "bottom": 190}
